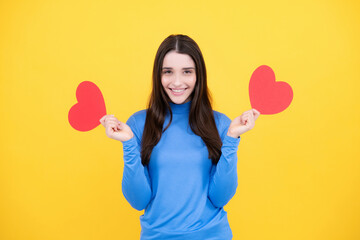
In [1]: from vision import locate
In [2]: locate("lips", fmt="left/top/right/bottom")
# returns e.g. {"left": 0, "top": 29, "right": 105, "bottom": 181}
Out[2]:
{"left": 169, "top": 88, "right": 187, "bottom": 95}
{"left": 170, "top": 88, "right": 186, "bottom": 92}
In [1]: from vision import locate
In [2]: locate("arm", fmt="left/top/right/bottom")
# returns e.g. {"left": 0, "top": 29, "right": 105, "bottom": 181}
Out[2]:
{"left": 121, "top": 115, "right": 152, "bottom": 211}
{"left": 208, "top": 109, "right": 260, "bottom": 208}
{"left": 208, "top": 115, "right": 241, "bottom": 208}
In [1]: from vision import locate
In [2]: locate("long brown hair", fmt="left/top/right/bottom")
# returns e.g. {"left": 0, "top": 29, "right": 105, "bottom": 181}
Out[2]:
{"left": 141, "top": 34, "right": 222, "bottom": 166}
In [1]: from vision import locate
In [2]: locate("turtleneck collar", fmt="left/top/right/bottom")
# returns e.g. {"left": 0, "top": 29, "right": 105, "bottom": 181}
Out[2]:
{"left": 169, "top": 100, "right": 191, "bottom": 114}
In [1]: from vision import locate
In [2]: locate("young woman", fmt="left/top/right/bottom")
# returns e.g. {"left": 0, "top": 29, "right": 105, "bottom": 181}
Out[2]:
{"left": 100, "top": 34, "right": 260, "bottom": 240}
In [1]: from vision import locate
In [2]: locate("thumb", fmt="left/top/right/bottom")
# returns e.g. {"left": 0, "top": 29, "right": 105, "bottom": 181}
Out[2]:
{"left": 117, "top": 121, "right": 128, "bottom": 130}
{"left": 252, "top": 109, "right": 261, "bottom": 119}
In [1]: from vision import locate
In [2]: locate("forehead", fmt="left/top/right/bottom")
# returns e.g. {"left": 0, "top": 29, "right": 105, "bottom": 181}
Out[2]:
{"left": 162, "top": 50, "right": 195, "bottom": 68}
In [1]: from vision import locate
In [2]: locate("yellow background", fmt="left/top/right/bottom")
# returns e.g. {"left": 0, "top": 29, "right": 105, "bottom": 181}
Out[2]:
{"left": 1, "top": 0, "right": 359, "bottom": 239}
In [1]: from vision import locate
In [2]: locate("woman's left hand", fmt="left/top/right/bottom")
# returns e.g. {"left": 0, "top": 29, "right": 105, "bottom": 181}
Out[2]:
{"left": 227, "top": 109, "right": 261, "bottom": 138}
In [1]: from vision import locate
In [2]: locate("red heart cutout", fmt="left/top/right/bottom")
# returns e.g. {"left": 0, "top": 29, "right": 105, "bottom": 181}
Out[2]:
{"left": 249, "top": 65, "right": 293, "bottom": 115}
{"left": 68, "top": 81, "right": 106, "bottom": 131}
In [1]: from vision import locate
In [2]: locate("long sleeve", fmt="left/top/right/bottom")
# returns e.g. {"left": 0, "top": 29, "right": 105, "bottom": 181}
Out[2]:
{"left": 130, "top": 104, "right": 237, "bottom": 239}
{"left": 121, "top": 115, "right": 152, "bottom": 211}
{"left": 208, "top": 115, "right": 241, "bottom": 208}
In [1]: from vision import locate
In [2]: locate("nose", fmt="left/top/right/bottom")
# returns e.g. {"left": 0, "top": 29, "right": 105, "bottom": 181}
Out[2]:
{"left": 173, "top": 73, "right": 182, "bottom": 86}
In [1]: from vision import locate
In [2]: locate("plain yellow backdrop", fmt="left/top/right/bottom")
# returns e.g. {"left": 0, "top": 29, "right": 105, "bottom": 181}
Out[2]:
{"left": 1, "top": 0, "right": 359, "bottom": 239}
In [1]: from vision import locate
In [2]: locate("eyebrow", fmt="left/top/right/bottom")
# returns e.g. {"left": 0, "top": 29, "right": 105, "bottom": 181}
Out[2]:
{"left": 162, "top": 67, "right": 195, "bottom": 70}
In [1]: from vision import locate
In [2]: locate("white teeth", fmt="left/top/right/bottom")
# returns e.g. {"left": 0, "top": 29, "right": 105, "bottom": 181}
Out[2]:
{"left": 171, "top": 89, "right": 185, "bottom": 92}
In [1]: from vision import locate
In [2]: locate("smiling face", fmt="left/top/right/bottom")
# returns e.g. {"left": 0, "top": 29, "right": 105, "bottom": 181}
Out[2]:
{"left": 161, "top": 50, "right": 197, "bottom": 104}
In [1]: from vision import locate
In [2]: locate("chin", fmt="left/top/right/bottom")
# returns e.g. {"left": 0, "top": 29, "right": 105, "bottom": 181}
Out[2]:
{"left": 170, "top": 99, "right": 186, "bottom": 104}
{"left": 169, "top": 96, "right": 191, "bottom": 104}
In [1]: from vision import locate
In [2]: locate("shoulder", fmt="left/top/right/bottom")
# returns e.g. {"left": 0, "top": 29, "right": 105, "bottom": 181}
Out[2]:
{"left": 127, "top": 109, "right": 147, "bottom": 122}
{"left": 213, "top": 110, "right": 231, "bottom": 139}
{"left": 126, "top": 109, "right": 147, "bottom": 144}
{"left": 126, "top": 109, "right": 147, "bottom": 131}
{"left": 213, "top": 110, "right": 231, "bottom": 127}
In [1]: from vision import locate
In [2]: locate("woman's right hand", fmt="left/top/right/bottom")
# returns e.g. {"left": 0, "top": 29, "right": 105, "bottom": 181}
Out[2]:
{"left": 99, "top": 114, "right": 134, "bottom": 142}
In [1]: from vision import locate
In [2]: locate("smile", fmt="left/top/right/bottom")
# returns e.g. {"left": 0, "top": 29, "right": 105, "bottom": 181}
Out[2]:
{"left": 171, "top": 88, "right": 185, "bottom": 92}
{"left": 169, "top": 88, "right": 187, "bottom": 95}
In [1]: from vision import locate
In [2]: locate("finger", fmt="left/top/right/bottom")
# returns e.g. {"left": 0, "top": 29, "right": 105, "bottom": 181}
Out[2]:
{"left": 241, "top": 116, "right": 249, "bottom": 125}
{"left": 249, "top": 111, "right": 254, "bottom": 119}
{"left": 244, "top": 110, "right": 253, "bottom": 114}
{"left": 243, "top": 113, "right": 251, "bottom": 119}
{"left": 252, "top": 108, "right": 261, "bottom": 115}
{"left": 246, "top": 112, "right": 253, "bottom": 120}
{"left": 118, "top": 121, "right": 126, "bottom": 129}
{"left": 107, "top": 124, "right": 117, "bottom": 133}
{"left": 240, "top": 118, "right": 245, "bottom": 125}
{"left": 247, "top": 119, "right": 255, "bottom": 128}
{"left": 232, "top": 115, "right": 242, "bottom": 124}
{"left": 106, "top": 119, "right": 117, "bottom": 123}
{"left": 101, "top": 115, "right": 116, "bottom": 125}
{"left": 252, "top": 109, "right": 261, "bottom": 119}
{"left": 104, "top": 114, "right": 115, "bottom": 119}
{"left": 104, "top": 115, "right": 115, "bottom": 120}
{"left": 105, "top": 117, "right": 117, "bottom": 124}
{"left": 106, "top": 120, "right": 118, "bottom": 127}
{"left": 99, "top": 115, "right": 108, "bottom": 125}
{"left": 248, "top": 115, "right": 255, "bottom": 128}
{"left": 108, "top": 122, "right": 116, "bottom": 129}
{"left": 105, "top": 126, "right": 113, "bottom": 135}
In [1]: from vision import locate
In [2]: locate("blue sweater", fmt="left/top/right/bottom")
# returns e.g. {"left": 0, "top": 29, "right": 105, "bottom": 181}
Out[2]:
{"left": 121, "top": 100, "right": 241, "bottom": 240}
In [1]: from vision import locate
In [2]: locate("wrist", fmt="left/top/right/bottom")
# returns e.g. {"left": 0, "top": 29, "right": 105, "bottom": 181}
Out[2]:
{"left": 120, "top": 133, "right": 134, "bottom": 143}
{"left": 121, "top": 135, "right": 135, "bottom": 144}
{"left": 227, "top": 129, "right": 239, "bottom": 138}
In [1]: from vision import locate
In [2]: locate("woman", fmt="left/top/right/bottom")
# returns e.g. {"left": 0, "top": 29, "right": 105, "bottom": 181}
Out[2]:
{"left": 100, "top": 34, "right": 260, "bottom": 239}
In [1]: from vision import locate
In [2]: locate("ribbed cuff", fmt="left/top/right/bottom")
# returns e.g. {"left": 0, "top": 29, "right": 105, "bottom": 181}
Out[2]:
{"left": 122, "top": 136, "right": 137, "bottom": 147}
{"left": 223, "top": 134, "right": 241, "bottom": 146}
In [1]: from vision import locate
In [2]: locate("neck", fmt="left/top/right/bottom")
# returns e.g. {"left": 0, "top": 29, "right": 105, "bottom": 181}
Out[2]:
{"left": 169, "top": 101, "right": 191, "bottom": 114}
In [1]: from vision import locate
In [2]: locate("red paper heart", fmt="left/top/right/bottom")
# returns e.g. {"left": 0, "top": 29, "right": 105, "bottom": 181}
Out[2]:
{"left": 249, "top": 65, "right": 293, "bottom": 115}
{"left": 68, "top": 81, "right": 106, "bottom": 131}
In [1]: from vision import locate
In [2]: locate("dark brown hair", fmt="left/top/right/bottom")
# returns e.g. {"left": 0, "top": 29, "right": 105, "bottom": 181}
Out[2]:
{"left": 141, "top": 34, "right": 222, "bottom": 166}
